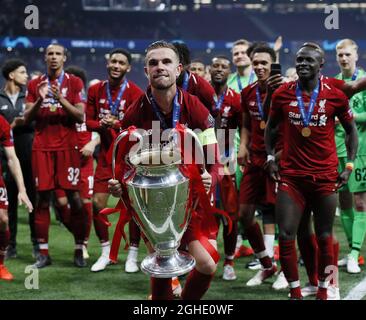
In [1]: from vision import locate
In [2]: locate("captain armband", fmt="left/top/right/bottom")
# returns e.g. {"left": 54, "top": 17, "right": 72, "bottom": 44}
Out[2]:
{"left": 197, "top": 127, "right": 217, "bottom": 146}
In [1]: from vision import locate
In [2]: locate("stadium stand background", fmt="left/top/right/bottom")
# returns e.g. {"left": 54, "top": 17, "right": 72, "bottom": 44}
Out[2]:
{"left": 1, "top": 0, "right": 366, "bottom": 88}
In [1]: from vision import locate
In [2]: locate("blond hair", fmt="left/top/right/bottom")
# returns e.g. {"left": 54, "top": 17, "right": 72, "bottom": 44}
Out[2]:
{"left": 336, "top": 39, "right": 358, "bottom": 53}
{"left": 231, "top": 39, "right": 251, "bottom": 52}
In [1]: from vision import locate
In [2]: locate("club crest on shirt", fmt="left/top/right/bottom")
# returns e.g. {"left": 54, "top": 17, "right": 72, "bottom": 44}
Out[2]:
{"left": 318, "top": 99, "right": 327, "bottom": 113}
{"left": 118, "top": 100, "right": 126, "bottom": 110}
{"left": 319, "top": 114, "right": 327, "bottom": 126}
{"left": 223, "top": 106, "right": 231, "bottom": 117}
{"left": 61, "top": 88, "right": 68, "bottom": 97}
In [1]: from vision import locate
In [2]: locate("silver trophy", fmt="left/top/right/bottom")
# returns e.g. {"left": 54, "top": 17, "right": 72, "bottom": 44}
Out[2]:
{"left": 112, "top": 128, "right": 205, "bottom": 278}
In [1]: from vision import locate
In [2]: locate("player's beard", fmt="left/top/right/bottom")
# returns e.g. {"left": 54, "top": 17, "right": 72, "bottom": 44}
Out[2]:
{"left": 153, "top": 80, "right": 175, "bottom": 91}
{"left": 211, "top": 77, "right": 226, "bottom": 87}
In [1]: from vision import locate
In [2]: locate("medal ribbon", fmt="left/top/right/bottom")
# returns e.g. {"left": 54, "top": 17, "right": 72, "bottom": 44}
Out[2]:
{"left": 295, "top": 81, "right": 320, "bottom": 128}
{"left": 342, "top": 68, "right": 359, "bottom": 81}
{"left": 106, "top": 79, "right": 128, "bottom": 116}
{"left": 255, "top": 86, "right": 265, "bottom": 121}
{"left": 149, "top": 91, "right": 180, "bottom": 130}
{"left": 214, "top": 90, "right": 226, "bottom": 111}
{"left": 237, "top": 70, "right": 255, "bottom": 92}
{"left": 46, "top": 70, "right": 65, "bottom": 104}
{"left": 182, "top": 71, "right": 189, "bottom": 91}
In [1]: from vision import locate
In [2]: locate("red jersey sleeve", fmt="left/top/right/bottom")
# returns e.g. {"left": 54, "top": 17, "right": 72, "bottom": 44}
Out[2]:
{"left": 187, "top": 74, "right": 215, "bottom": 113}
{"left": 26, "top": 79, "right": 38, "bottom": 104}
{"left": 86, "top": 83, "right": 102, "bottom": 132}
{"left": 232, "top": 92, "right": 243, "bottom": 127}
{"left": 334, "top": 90, "right": 353, "bottom": 124}
{"left": 71, "top": 76, "right": 85, "bottom": 105}
{"left": 0, "top": 115, "right": 14, "bottom": 147}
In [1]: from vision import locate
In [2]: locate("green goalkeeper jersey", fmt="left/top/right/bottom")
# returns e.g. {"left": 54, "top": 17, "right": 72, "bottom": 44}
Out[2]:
{"left": 335, "top": 68, "right": 366, "bottom": 157}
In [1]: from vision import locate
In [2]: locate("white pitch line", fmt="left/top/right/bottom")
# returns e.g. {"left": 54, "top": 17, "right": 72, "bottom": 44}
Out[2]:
{"left": 343, "top": 275, "right": 366, "bottom": 300}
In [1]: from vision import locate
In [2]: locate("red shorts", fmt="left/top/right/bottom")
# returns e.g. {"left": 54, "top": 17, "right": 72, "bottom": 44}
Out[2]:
{"left": 0, "top": 177, "right": 8, "bottom": 209}
{"left": 79, "top": 155, "right": 94, "bottom": 199}
{"left": 32, "top": 149, "right": 81, "bottom": 191}
{"left": 180, "top": 205, "right": 219, "bottom": 247}
{"left": 54, "top": 155, "right": 94, "bottom": 199}
{"left": 239, "top": 164, "right": 276, "bottom": 205}
{"left": 279, "top": 174, "right": 338, "bottom": 211}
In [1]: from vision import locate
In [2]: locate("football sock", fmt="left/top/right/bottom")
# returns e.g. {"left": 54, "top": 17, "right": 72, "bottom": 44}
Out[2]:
{"left": 351, "top": 211, "right": 366, "bottom": 261}
{"left": 246, "top": 222, "right": 272, "bottom": 268}
{"left": 223, "top": 221, "right": 237, "bottom": 257}
{"left": 151, "top": 277, "right": 173, "bottom": 300}
{"left": 340, "top": 208, "right": 354, "bottom": 246}
{"left": 0, "top": 229, "right": 10, "bottom": 264}
{"left": 181, "top": 269, "right": 214, "bottom": 300}
{"left": 129, "top": 219, "right": 141, "bottom": 248}
{"left": 297, "top": 234, "right": 318, "bottom": 286}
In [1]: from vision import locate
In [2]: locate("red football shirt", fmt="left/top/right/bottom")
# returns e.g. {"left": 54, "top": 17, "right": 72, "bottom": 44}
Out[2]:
{"left": 270, "top": 79, "right": 353, "bottom": 178}
{"left": 241, "top": 82, "right": 268, "bottom": 162}
{"left": 0, "top": 115, "right": 14, "bottom": 175}
{"left": 180, "top": 72, "right": 216, "bottom": 113}
{"left": 121, "top": 87, "right": 221, "bottom": 187}
{"left": 121, "top": 87, "right": 215, "bottom": 133}
{"left": 26, "top": 73, "right": 85, "bottom": 151}
{"left": 321, "top": 75, "right": 346, "bottom": 91}
{"left": 86, "top": 79, "right": 143, "bottom": 154}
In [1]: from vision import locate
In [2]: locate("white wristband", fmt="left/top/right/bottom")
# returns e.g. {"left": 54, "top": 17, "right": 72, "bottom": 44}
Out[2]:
{"left": 267, "top": 154, "right": 275, "bottom": 162}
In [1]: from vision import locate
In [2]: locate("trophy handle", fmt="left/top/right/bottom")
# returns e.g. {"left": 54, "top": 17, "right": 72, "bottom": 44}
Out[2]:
{"left": 112, "top": 128, "right": 143, "bottom": 180}
{"left": 168, "top": 127, "right": 206, "bottom": 172}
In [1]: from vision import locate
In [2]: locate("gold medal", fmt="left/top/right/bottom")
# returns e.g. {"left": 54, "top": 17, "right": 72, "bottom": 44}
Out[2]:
{"left": 301, "top": 127, "right": 311, "bottom": 137}
{"left": 260, "top": 120, "right": 266, "bottom": 130}
{"left": 49, "top": 104, "right": 57, "bottom": 112}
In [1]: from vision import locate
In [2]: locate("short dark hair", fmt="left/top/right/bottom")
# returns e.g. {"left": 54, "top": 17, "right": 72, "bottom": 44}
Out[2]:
{"left": 1, "top": 59, "right": 26, "bottom": 80}
{"left": 212, "top": 55, "right": 231, "bottom": 65}
{"left": 251, "top": 46, "right": 276, "bottom": 62}
{"left": 247, "top": 41, "right": 269, "bottom": 59}
{"left": 300, "top": 42, "right": 325, "bottom": 59}
{"left": 172, "top": 42, "right": 191, "bottom": 67}
{"left": 65, "top": 65, "right": 87, "bottom": 87}
{"left": 46, "top": 43, "right": 67, "bottom": 55}
{"left": 191, "top": 59, "right": 205, "bottom": 65}
{"left": 145, "top": 40, "right": 180, "bottom": 64}
{"left": 108, "top": 48, "right": 132, "bottom": 64}
{"left": 298, "top": 42, "right": 325, "bottom": 66}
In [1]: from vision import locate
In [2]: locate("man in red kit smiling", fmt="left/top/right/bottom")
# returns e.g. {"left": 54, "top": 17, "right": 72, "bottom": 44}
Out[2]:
{"left": 209, "top": 55, "right": 242, "bottom": 281}
{"left": 25, "top": 44, "right": 88, "bottom": 268}
{"left": 264, "top": 45, "right": 358, "bottom": 300}
{"left": 86, "top": 48, "right": 143, "bottom": 272}
{"left": 237, "top": 46, "right": 282, "bottom": 286}
{"left": 108, "top": 40, "right": 222, "bottom": 300}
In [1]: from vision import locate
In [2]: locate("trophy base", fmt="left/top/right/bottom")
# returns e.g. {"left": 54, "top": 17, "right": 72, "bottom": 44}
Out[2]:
{"left": 141, "top": 250, "right": 196, "bottom": 278}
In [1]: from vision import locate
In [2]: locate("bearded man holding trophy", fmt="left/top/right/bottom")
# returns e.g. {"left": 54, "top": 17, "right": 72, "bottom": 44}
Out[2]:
{"left": 106, "top": 41, "right": 229, "bottom": 300}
